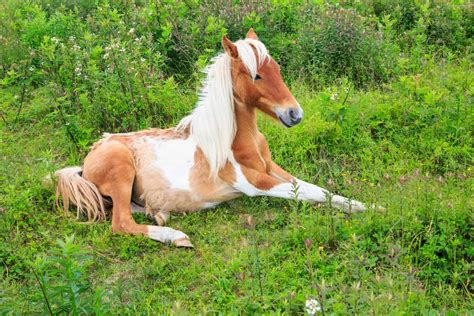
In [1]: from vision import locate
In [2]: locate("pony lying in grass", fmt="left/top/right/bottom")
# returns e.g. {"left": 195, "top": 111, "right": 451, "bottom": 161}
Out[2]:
{"left": 55, "top": 29, "right": 368, "bottom": 248}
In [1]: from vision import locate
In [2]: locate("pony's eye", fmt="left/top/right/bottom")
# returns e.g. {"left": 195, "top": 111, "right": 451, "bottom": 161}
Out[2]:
{"left": 254, "top": 74, "right": 262, "bottom": 80}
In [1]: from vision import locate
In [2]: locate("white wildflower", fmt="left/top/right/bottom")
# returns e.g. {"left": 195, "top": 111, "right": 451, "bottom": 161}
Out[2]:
{"left": 72, "top": 44, "right": 81, "bottom": 51}
{"left": 140, "top": 58, "right": 146, "bottom": 63}
{"left": 29, "top": 66, "right": 35, "bottom": 71}
{"left": 127, "top": 28, "right": 135, "bottom": 35}
{"left": 74, "top": 66, "right": 82, "bottom": 76}
{"left": 305, "top": 298, "right": 321, "bottom": 315}
{"left": 69, "top": 36, "right": 75, "bottom": 41}
{"left": 330, "top": 93, "right": 338, "bottom": 101}
{"left": 120, "top": 47, "right": 126, "bottom": 53}
{"left": 103, "top": 52, "right": 109, "bottom": 59}
{"left": 51, "top": 37, "right": 60, "bottom": 44}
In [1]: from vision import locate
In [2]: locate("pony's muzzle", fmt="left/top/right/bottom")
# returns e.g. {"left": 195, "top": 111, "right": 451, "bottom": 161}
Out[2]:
{"left": 277, "top": 107, "right": 303, "bottom": 127}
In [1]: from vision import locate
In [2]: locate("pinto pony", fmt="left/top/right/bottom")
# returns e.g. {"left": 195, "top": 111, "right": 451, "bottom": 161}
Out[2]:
{"left": 55, "top": 29, "right": 367, "bottom": 248}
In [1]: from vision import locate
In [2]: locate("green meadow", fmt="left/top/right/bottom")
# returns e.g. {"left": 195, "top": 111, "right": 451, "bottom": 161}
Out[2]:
{"left": 1, "top": 1, "right": 472, "bottom": 314}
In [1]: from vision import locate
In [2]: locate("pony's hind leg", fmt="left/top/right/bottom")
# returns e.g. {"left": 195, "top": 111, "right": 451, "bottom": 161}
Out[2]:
{"left": 131, "top": 203, "right": 169, "bottom": 227}
{"left": 82, "top": 140, "right": 193, "bottom": 247}
{"left": 153, "top": 211, "right": 170, "bottom": 226}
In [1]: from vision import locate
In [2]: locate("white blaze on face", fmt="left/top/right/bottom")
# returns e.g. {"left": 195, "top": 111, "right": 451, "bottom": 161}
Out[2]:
{"left": 147, "top": 137, "right": 196, "bottom": 191}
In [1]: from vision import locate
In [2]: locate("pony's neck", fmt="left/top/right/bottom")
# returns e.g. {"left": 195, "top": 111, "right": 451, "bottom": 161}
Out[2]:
{"left": 233, "top": 100, "right": 259, "bottom": 147}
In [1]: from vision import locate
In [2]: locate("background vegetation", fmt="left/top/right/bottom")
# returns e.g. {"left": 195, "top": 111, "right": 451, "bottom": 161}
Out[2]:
{"left": 1, "top": 0, "right": 472, "bottom": 314}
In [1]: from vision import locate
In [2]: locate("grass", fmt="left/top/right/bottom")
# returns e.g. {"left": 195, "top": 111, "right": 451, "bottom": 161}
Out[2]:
{"left": 1, "top": 60, "right": 473, "bottom": 314}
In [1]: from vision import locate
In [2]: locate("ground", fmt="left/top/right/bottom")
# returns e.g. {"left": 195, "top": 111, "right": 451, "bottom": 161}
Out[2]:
{"left": 1, "top": 61, "right": 472, "bottom": 313}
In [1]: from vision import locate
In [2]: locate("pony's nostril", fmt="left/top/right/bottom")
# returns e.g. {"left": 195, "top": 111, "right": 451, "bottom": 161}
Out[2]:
{"left": 288, "top": 109, "right": 297, "bottom": 120}
{"left": 287, "top": 108, "right": 302, "bottom": 122}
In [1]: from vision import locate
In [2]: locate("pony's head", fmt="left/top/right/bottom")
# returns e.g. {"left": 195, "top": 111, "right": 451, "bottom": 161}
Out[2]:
{"left": 177, "top": 29, "right": 303, "bottom": 176}
{"left": 222, "top": 29, "right": 303, "bottom": 127}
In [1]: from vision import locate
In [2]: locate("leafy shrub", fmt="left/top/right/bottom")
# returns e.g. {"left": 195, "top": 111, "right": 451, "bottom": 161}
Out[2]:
{"left": 30, "top": 235, "right": 108, "bottom": 315}
{"left": 296, "top": 6, "right": 399, "bottom": 88}
{"left": 426, "top": 3, "right": 472, "bottom": 52}
{"left": 365, "top": 1, "right": 472, "bottom": 55}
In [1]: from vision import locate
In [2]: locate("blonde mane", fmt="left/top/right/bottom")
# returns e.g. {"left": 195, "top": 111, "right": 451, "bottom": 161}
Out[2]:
{"left": 176, "top": 39, "right": 269, "bottom": 177}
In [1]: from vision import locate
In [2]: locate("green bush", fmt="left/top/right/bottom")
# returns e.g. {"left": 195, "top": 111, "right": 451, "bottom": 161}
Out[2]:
{"left": 296, "top": 6, "right": 399, "bottom": 88}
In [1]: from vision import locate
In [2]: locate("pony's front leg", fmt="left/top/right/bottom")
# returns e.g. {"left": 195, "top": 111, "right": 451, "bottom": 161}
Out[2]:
{"left": 294, "top": 178, "right": 366, "bottom": 212}
{"left": 234, "top": 164, "right": 366, "bottom": 213}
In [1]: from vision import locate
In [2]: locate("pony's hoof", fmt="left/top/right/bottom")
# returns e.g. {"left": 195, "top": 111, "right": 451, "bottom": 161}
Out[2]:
{"left": 173, "top": 237, "right": 194, "bottom": 248}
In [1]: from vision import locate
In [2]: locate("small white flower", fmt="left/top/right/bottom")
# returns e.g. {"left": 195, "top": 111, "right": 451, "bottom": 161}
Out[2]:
{"left": 140, "top": 58, "right": 146, "bottom": 63}
{"left": 29, "top": 66, "right": 35, "bottom": 71}
{"left": 120, "top": 48, "right": 126, "bottom": 53}
{"left": 330, "top": 93, "right": 338, "bottom": 101}
{"left": 103, "top": 52, "right": 109, "bottom": 59}
{"left": 14, "top": 95, "right": 19, "bottom": 99}
{"left": 51, "top": 37, "right": 60, "bottom": 44}
{"left": 72, "top": 44, "right": 81, "bottom": 51}
{"left": 305, "top": 298, "right": 321, "bottom": 315}
{"left": 127, "top": 28, "right": 135, "bottom": 35}
{"left": 74, "top": 66, "right": 82, "bottom": 76}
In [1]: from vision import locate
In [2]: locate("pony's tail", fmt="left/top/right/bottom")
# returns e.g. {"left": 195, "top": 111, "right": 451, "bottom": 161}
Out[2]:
{"left": 55, "top": 166, "right": 106, "bottom": 222}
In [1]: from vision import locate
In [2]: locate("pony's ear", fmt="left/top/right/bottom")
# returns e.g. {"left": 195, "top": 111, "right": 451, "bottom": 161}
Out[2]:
{"left": 222, "top": 35, "right": 238, "bottom": 59}
{"left": 246, "top": 28, "right": 258, "bottom": 40}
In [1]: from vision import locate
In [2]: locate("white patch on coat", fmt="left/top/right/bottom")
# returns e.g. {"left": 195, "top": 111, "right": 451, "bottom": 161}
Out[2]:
{"left": 229, "top": 157, "right": 260, "bottom": 196}
{"left": 294, "top": 179, "right": 327, "bottom": 201}
{"left": 202, "top": 202, "right": 220, "bottom": 209}
{"left": 228, "top": 156, "right": 292, "bottom": 198}
{"left": 147, "top": 225, "right": 188, "bottom": 242}
{"left": 146, "top": 137, "right": 196, "bottom": 191}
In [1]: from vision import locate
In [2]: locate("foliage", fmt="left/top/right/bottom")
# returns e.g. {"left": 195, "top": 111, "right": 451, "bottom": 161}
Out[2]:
{"left": 0, "top": 0, "right": 473, "bottom": 314}
{"left": 295, "top": 5, "right": 400, "bottom": 88}
{"left": 29, "top": 236, "right": 109, "bottom": 315}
